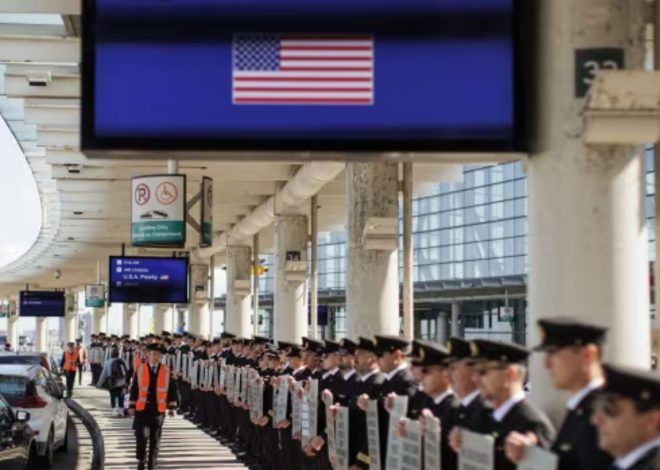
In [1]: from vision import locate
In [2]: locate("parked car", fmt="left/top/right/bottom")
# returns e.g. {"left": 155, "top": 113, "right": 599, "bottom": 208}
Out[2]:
{"left": 0, "top": 393, "right": 37, "bottom": 470}
{"left": 0, "top": 353, "right": 64, "bottom": 381}
{"left": 0, "top": 365, "right": 69, "bottom": 468}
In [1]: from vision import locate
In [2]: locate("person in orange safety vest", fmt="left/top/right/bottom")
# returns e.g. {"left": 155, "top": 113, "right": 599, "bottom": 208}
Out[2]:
{"left": 61, "top": 341, "right": 79, "bottom": 397}
{"left": 128, "top": 343, "right": 177, "bottom": 470}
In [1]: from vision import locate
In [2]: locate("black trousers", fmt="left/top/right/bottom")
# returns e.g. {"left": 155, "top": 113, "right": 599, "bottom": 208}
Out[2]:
{"left": 135, "top": 414, "right": 165, "bottom": 468}
{"left": 77, "top": 364, "right": 84, "bottom": 384}
{"left": 91, "top": 363, "right": 101, "bottom": 385}
{"left": 65, "top": 370, "right": 76, "bottom": 395}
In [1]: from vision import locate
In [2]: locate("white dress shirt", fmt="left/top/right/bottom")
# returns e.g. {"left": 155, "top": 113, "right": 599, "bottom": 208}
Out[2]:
{"left": 614, "top": 437, "right": 660, "bottom": 469}
{"left": 385, "top": 363, "right": 409, "bottom": 381}
{"left": 461, "top": 389, "right": 481, "bottom": 407}
{"left": 566, "top": 377, "right": 605, "bottom": 411}
{"left": 492, "top": 391, "right": 526, "bottom": 422}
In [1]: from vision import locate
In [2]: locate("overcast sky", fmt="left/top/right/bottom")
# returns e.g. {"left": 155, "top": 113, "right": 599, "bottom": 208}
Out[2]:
{"left": 0, "top": 117, "right": 41, "bottom": 269}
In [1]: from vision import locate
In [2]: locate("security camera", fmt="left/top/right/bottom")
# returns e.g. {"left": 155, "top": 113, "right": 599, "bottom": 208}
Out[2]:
{"left": 27, "top": 73, "right": 51, "bottom": 87}
{"left": 53, "top": 269, "right": 61, "bottom": 280}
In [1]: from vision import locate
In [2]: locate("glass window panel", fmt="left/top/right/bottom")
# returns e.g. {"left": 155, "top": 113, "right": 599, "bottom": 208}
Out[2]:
{"left": 454, "top": 262, "right": 464, "bottom": 279}
{"left": 453, "top": 227, "right": 465, "bottom": 244}
{"left": 491, "top": 183, "right": 504, "bottom": 202}
{"left": 451, "top": 191, "right": 464, "bottom": 209}
{"left": 491, "top": 165, "right": 504, "bottom": 184}
{"left": 512, "top": 161, "right": 525, "bottom": 178}
{"left": 489, "top": 258, "right": 503, "bottom": 277}
{"left": 646, "top": 148, "right": 654, "bottom": 172}
{"left": 430, "top": 196, "right": 440, "bottom": 212}
{"left": 514, "top": 178, "right": 527, "bottom": 198}
{"left": 491, "top": 202, "right": 504, "bottom": 220}
{"left": 504, "top": 162, "right": 515, "bottom": 180}
{"left": 649, "top": 220, "right": 656, "bottom": 242}
{"left": 464, "top": 189, "right": 475, "bottom": 206}
{"left": 504, "top": 200, "right": 515, "bottom": 218}
{"left": 514, "top": 236, "right": 527, "bottom": 256}
{"left": 514, "top": 256, "right": 527, "bottom": 274}
{"left": 464, "top": 171, "right": 475, "bottom": 188}
{"left": 647, "top": 172, "right": 655, "bottom": 196}
{"left": 514, "top": 198, "right": 527, "bottom": 217}
{"left": 439, "top": 228, "right": 451, "bottom": 245}
{"left": 474, "top": 186, "right": 487, "bottom": 205}
{"left": 647, "top": 195, "right": 655, "bottom": 219}
{"left": 474, "top": 169, "right": 486, "bottom": 187}
{"left": 452, "top": 244, "right": 464, "bottom": 262}
{"left": 514, "top": 217, "right": 527, "bottom": 236}
{"left": 490, "top": 239, "right": 504, "bottom": 258}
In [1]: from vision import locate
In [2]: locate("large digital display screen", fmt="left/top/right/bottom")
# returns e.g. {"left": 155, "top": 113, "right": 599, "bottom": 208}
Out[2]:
{"left": 19, "top": 291, "right": 65, "bottom": 317}
{"left": 82, "top": 0, "right": 528, "bottom": 153}
{"left": 108, "top": 256, "right": 189, "bottom": 304}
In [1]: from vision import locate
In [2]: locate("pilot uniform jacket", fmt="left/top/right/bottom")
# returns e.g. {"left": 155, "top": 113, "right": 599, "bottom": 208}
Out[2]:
{"left": 427, "top": 392, "right": 459, "bottom": 470}
{"left": 626, "top": 445, "right": 660, "bottom": 470}
{"left": 335, "top": 370, "right": 358, "bottom": 407}
{"left": 129, "top": 363, "right": 178, "bottom": 429}
{"left": 551, "top": 387, "right": 612, "bottom": 470}
{"left": 452, "top": 393, "right": 490, "bottom": 433}
{"left": 482, "top": 399, "right": 556, "bottom": 470}
{"left": 351, "top": 370, "right": 386, "bottom": 469}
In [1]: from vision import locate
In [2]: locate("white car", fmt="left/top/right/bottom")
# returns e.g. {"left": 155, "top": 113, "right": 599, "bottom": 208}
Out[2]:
{"left": 0, "top": 364, "right": 69, "bottom": 468}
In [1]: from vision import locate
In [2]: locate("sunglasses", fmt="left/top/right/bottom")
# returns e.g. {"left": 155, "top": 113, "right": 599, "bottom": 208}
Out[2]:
{"left": 593, "top": 394, "right": 623, "bottom": 417}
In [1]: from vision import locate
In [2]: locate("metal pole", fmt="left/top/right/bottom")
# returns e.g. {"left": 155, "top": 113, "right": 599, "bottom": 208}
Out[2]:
{"left": 209, "top": 256, "right": 215, "bottom": 338}
{"left": 402, "top": 162, "right": 414, "bottom": 341}
{"left": 654, "top": 0, "right": 660, "bottom": 363}
{"left": 167, "top": 159, "right": 179, "bottom": 174}
{"left": 253, "top": 234, "right": 260, "bottom": 336}
{"left": 310, "top": 196, "right": 319, "bottom": 339}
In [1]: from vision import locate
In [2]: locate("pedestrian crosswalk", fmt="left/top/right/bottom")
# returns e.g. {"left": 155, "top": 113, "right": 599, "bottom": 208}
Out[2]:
{"left": 72, "top": 384, "right": 246, "bottom": 469}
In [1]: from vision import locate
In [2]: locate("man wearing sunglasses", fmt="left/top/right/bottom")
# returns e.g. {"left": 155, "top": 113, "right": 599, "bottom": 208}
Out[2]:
{"left": 450, "top": 339, "right": 555, "bottom": 470}
{"left": 592, "top": 364, "right": 660, "bottom": 470}
{"left": 505, "top": 318, "right": 612, "bottom": 469}
{"left": 447, "top": 336, "right": 489, "bottom": 431}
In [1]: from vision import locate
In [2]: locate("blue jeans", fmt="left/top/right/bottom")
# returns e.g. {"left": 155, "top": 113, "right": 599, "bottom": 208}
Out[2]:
{"left": 110, "top": 387, "right": 125, "bottom": 409}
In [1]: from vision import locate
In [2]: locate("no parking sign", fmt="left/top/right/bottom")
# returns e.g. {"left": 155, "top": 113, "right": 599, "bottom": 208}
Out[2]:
{"left": 131, "top": 174, "right": 186, "bottom": 247}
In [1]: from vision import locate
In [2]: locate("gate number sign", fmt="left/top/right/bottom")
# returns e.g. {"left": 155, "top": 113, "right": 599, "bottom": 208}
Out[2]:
{"left": 575, "top": 48, "right": 624, "bottom": 98}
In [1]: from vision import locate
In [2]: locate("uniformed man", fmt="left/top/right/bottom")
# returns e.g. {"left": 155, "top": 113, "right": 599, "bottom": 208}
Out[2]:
{"left": 505, "top": 318, "right": 612, "bottom": 469}
{"left": 592, "top": 363, "right": 660, "bottom": 470}
{"left": 128, "top": 343, "right": 178, "bottom": 470}
{"left": 450, "top": 339, "right": 555, "bottom": 470}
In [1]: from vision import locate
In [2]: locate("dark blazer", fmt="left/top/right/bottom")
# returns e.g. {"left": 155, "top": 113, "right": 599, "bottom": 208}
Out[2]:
{"left": 427, "top": 392, "right": 459, "bottom": 470}
{"left": 350, "top": 371, "right": 386, "bottom": 469}
{"left": 627, "top": 445, "right": 660, "bottom": 470}
{"left": 482, "top": 399, "right": 556, "bottom": 470}
{"left": 551, "top": 388, "right": 612, "bottom": 470}
{"left": 452, "top": 392, "right": 491, "bottom": 433}
{"left": 335, "top": 370, "right": 358, "bottom": 407}
{"left": 129, "top": 363, "right": 177, "bottom": 428}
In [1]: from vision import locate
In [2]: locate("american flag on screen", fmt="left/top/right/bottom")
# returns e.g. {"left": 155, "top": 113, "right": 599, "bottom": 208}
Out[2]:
{"left": 232, "top": 34, "right": 374, "bottom": 105}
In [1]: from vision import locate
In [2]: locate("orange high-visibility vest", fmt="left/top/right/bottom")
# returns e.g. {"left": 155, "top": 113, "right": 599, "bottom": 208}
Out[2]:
{"left": 63, "top": 350, "right": 77, "bottom": 372}
{"left": 135, "top": 363, "right": 170, "bottom": 413}
{"left": 133, "top": 355, "right": 146, "bottom": 377}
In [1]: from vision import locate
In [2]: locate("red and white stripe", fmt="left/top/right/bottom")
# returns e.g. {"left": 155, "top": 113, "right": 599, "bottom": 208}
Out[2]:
{"left": 233, "top": 36, "right": 374, "bottom": 105}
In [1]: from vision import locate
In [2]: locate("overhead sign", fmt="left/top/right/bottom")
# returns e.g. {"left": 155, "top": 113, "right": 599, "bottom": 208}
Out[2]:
{"left": 200, "top": 177, "right": 214, "bottom": 247}
{"left": 108, "top": 256, "right": 189, "bottom": 304}
{"left": 85, "top": 284, "right": 106, "bottom": 308}
{"left": 19, "top": 291, "right": 66, "bottom": 318}
{"left": 82, "top": 0, "right": 527, "bottom": 156}
{"left": 131, "top": 174, "right": 186, "bottom": 247}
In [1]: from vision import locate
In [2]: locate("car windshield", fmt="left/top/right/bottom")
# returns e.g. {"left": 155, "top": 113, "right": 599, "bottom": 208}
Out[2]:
{"left": 0, "top": 376, "right": 30, "bottom": 406}
{"left": 0, "top": 355, "right": 40, "bottom": 365}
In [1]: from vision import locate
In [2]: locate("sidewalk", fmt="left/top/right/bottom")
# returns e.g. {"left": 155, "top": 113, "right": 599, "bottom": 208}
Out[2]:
{"left": 71, "top": 379, "right": 246, "bottom": 469}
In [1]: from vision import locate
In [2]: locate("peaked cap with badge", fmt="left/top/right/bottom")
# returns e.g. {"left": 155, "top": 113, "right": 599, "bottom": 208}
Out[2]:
{"left": 533, "top": 317, "right": 608, "bottom": 352}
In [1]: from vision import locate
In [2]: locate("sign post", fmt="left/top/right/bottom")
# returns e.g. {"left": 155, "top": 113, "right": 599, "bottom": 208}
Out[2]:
{"left": 200, "top": 177, "right": 214, "bottom": 247}
{"left": 131, "top": 174, "right": 186, "bottom": 247}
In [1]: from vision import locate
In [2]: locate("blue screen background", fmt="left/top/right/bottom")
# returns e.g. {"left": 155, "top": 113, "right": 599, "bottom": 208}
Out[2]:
{"left": 92, "top": 0, "right": 516, "bottom": 143}
{"left": 19, "top": 291, "right": 65, "bottom": 317}
{"left": 109, "top": 257, "right": 189, "bottom": 304}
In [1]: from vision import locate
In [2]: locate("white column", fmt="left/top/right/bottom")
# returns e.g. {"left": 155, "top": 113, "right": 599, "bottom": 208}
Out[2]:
{"left": 122, "top": 304, "right": 138, "bottom": 339}
{"left": 346, "top": 162, "right": 400, "bottom": 338}
{"left": 92, "top": 308, "right": 107, "bottom": 335}
{"left": 6, "top": 300, "right": 18, "bottom": 349}
{"left": 402, "top": 161, "right": 414, "bottom": 341}
{"left": 226, "top": 245, "right": 253, "bottom": 337}
{"left": 35, "top": 318, "right": 47, "bottom": 353}
{"left": 437, "top": 310, "right": 450, "bottom": 345}
{"left": 450, "top": 302, "right": 463, "bottom": 338}
{"left": 528, "top": 0, "right": 648, "bottom": 422}
{"left": 188, "top": 302, "right": 211, "bottom": 339}
{"left": 310, "top": 196, "right": 319, "bottom": 339}
{"left": 153, "top": 305, "right": 174, "bottom": 335}
{"left": 64, "top": 291, "right": 77, "bottom": 343}
{"left": 274, "top": 214, "right": 308, "bottom": 343}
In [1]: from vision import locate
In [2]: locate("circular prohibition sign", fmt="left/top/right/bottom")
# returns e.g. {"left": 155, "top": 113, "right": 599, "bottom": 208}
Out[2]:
{"left": 134, "top": 183, "right": 150, "bottom": 206}
{"left": 156, "top": 181, "right": 179, "bottom": 205}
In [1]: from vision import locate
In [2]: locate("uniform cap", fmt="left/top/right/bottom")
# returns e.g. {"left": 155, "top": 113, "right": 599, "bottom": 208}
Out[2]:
{"left": 405, "top": 339, "right": 424, "bottom": 358}
{"left": 323, "top": 340, "right": 341, "bottom": 356}
{"left": 603, "top": 363, "right": 660, "bottom": 409}
{"left": 253, "top": 335, "right": 271, "bottom": 345}
{"left": 339, "top": 338, "right": 357, "bottom": 355}
{"left": 220, "top": 332, "right": 236, "bottom": 339}
{"left": 356, "top": 337, "right": 377, "bottom": 353}
{"left": 533, "top": 317, "right": 608, "bottom": 352}
{"left": 447, "top": 337, "right": 473, "bottom": 361}
{"left": 161, "top": 331, "right": 172, "bottom": 337}
{"left": 373, "top": 335, "right": 410, "bottom": 356}
{"left": 411, "top": 341, "right": 451, "bottom": 367}
{"left": 146, "top": 343, "right": 164, "bottom": 353}
{"left": 302, "top": 337, "right": 324, "bottom": 354}
{"left": 287, "top": 346, "right": 302, "bottom": 358}
{"left": 469, "top": 339, "right": 530, "bottom": 364}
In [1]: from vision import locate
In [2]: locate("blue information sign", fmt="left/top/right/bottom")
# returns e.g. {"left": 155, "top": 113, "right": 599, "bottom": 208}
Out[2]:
{"left": 108, "top": 256, "right": 189, "bottom": 304}
{"left": 82, "top": 0, "right": 528, "bottom": 154}
{"left": 19, "top": 291, "right": 65, "bottom": 318}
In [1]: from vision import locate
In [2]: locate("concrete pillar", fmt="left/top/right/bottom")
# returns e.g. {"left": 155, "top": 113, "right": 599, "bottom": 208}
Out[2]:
{"left": 188, "top": 302, "right": 211, "bottom": 339}
{"left": 35, "top": 318, "right": 47, "bottom": 353}
{"left": 437, "top": 311, "right": 450, "bottom": 345}
{"left": 274, "top": 215, "right": 308, "bottom": 343}
{"left": 122, "top": 304, "right": 138, "bottom": 339}
{"left": 64, "top": 291, "right": 77, "bottom": 343}
{"left": 92, "top": 308, "right": 107, "bottom": 335}
{"left": 153, "top": 305, "right": 174, "bottom": 335}
{"left": 226, "top": 246, "right": 253, "bottom": 337}
{"left": 450, "top": 302, "right": 463, "bottom": 338}
{"left": 6, "top": 300, "right": 18, "bottom": 350}
{"left": 346, "top": 162, "right": 399, "bottom": 338}
{"left": 528, "top": 0, "right": 648, "bottom": 422}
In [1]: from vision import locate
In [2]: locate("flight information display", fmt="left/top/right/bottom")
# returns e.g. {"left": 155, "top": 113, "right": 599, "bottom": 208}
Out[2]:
{"left": 19, "top": 291, "right": 65, "bottom": 317}
{"left": 108, "top": 256, "right": 189, "bottom": 304}
{"left": 82, "top": 0, "right": 527, "bottom": 153}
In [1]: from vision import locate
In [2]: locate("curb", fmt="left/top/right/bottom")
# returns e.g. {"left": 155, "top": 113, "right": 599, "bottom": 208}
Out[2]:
{"left": 65, "top": 398, "right": 105, "bottom": 470}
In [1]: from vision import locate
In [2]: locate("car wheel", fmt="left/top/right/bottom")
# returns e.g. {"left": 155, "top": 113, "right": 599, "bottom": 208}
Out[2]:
{"left": 26, "top": 441, "right": 38, "bottom": 470}
{"left": 57, "top": 416, "right": 70, "bottom": 453}
{"left": 38, "top": 429, "right": 54, "bottom": 468}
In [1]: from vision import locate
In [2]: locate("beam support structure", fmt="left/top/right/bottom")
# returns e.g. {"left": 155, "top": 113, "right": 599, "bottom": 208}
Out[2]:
{"left": 653, "top": 0, "right": 660, "bottom": 370}
{"left": 252, "top": 234, "right": 260, "bottom": 337}
{"left": 226, "top": 245, "right": 253, "bottom": 338}
{"left": 310, "top": 196, "right": 319, "bottom": 339}
{"left": 402, "top": 162, "right": 414, "bottom": 341}
{"left": 528, "top": 0, "right": 649, "bottom": 424}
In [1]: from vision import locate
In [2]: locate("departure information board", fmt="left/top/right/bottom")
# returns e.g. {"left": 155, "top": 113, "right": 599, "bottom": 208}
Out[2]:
{"left": 108, "top": 256, "right": 189, "bottom": 303}
{"left": 82, "top": 0, "right": 528, "bottom": 154}
{"left": 19, "top": 291, "right": 65, "bottom": 317}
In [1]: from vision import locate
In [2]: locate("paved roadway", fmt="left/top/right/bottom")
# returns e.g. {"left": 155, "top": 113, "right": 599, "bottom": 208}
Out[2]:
{"left": 67, "top": 379, "right": 246, "bottom": 469}
{"left": 52, "top": 409, "right": 93, "bottom": 470}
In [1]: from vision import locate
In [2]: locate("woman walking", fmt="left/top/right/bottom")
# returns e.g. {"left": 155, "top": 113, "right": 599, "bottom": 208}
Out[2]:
{"left": 98, "top": 347, "right": 129, "bottom": 417}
